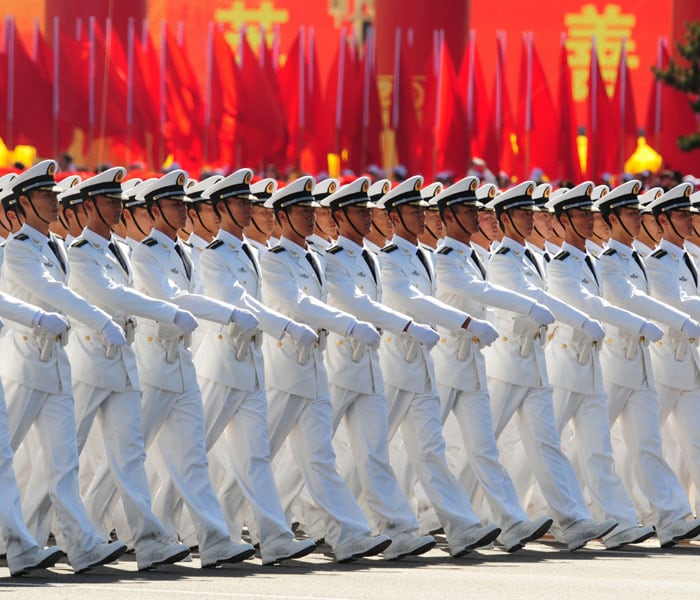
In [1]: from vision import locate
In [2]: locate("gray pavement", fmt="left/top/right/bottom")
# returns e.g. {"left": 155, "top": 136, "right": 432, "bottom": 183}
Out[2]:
{"left": 1, "top": 538, "right": 699, "bottom": 600}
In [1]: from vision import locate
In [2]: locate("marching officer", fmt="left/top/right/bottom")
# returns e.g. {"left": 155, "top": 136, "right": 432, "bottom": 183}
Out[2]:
{"left": 129, "top": 170, "right": 258, "bottom": 568}
{"left": 259, "top": 176, "right": 392, "bottom": 563}
{"left": 364, "top": 179, "right": 394, "bottom": 254}
{"left": 243, "top": 178, "right": 277, "bottom": 254}
{"left": 0, "top": 160, "right": 128, "bottom": 572}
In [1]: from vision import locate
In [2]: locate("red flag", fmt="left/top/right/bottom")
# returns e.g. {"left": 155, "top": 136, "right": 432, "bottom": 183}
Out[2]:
{"left": 5, "top": 19, "right": 54, "bottom": 155}
{"left": 482, "top": 32, "right": 517, "bottom": 177}
{"left": 612, "top": 37, "right": 638, "bottom": 172}
{"left": 390, "top": 28, "right": 421, "bottom": 174}
{"left": 234, "top": 30, "right": 287, "bottom": 168}
{"left": 556, "top": 34, "right": 582, "bottom": 183}
{"left": 457, "top": 30, "right": 487, "bottom": 168}
{"left": 350, "top": 27, "right": 382, "bottom": 173}
{"left": 586, "top": 37, "right": 620, "bottom": 180}
{"left": 422, "top": 35, "right": 468, "bottom": 177}
{"left": 132, "top": 25, "right": 162, "bottom": 166}
{"left": 163, "top": 26, "right": 203, "bottom": 172}
{"left": 56, "top": 25, "right": 91, "bottom": 144}
{"left": 645, "top": 37, "right": 700, "bottom": 173}
{"left": 515, "top": 32, "right": 557, "bottom": 180}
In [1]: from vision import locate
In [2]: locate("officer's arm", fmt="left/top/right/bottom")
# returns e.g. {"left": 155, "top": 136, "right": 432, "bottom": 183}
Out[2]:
{"left": 130, "top": 245, "right": 234, "bottom": 324}
{"left": 199, "top": 249, "right": 289, "bottom": 339}
{"left": 598, "top": 254, "right": 690, "bottom": 328}
{"left": 435, "top": 253, "right": 535, "bottom": 315}
{"left": 325, "top": 254, "right": 411, "bottom": 334}
{"left": 0, "top": 290, "right": 45, "bottom": 328}
{"left": 378, "top": 251, "right": 467, "bottom": 330}
{"left": 645, "top": 253, "right": 700, "bottom": 320}
{"left": 67, "top": 247, "right": 179, "bottom": 323}
{"left": 260, "top": 251, "right": 356, "bottom": 335}
{"left": 4, "top": 241, "right": 111, "bottom": 331}
{"left": 547, "top": 256, "right": 645, "bottom": 331}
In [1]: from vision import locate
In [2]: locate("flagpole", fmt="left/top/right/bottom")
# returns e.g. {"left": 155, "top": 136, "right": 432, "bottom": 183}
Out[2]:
{"left": 6, "top": 17, "right": 15, "bottom": 149}
{"left": 653, "top": 37, "right": 663, "bottom": 153}
{"left": 360, "top": 26, "right": 374, "bottom": 171}
{"left": 89, "top": 17, "right": 96, "bottom": 162}
{"left": 466, "top": 29, "right": 475, "bottom": 171}
{"left": 159, "top": 21, "right": 166, "bottom": 168}
{"left": 335, "top": 27, "right": 347, "bottom": 160}
{"left": 524, "top": 31, "right": 533, "bottom": 178}
{"left": 590, "top": 36, "right": 598, "bottom": 180}
{"left": 126, "top": 17, "right": 135, "bottom": 166}
{"left": 618, "top": 37, "right": 627, "bottom": 173}
{"left": 203, "top": 21, "right": 214, "bottom": 165}
{"left": 53, "top": 16, "right": 60, "bottom": 158}
{"left": 298, "top": 26, "right": 306, "bottom": 165}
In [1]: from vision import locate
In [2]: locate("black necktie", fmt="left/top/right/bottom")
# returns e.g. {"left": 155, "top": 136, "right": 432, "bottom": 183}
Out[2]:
{"left": 470, "top": 249, "right": 487, "bottom": 280}
{"left": 544, "top": 252, "right": 551, "bottom": 263}
{"left": 683, "top": 251, "right": 698, "bottom": 287}
{"left": 361, "top": 248, "right": 378, "bottom": 284}
{"left": 524, "top": 248, "right": 543, "bottom": 279}
{"left": 584, "top": 254, "right": 599, "bottom": 286}
{"left": 174, "top": 243, "right": 192, "bottom": 280}
{"left": 416, "top": 248, "right": 432, "bottom": 282}
{"left": 631, "top": 250, "right": 647, "bottom": 282}
{"left": 305, "top": 251, "right": 323, "bottom": 284}
{"left": 47, "top": 238, "right": 66, "bottom": 273}
{"left": 108, "top": 241, "right": 129, "bottom": 275}
{"left": 241, "top": 242, "right": 259, "bottom": 276}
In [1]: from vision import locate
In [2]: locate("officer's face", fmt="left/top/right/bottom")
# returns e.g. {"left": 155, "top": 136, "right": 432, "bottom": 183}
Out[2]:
{"left": 131, "top": 206, "right": 154, "bottom": 234}
{"left": 315, "top": 207, "right": 338, "bottom": 238}
{"left": 667, "top": 209, "right": 694, "bottom": 238}
{"left": 450, "top": 204, "right": 479, "bottom": 234}
{"left": 508, "top": 208, "right": 534, "bottom": 237}
{"left": 286, "top": 205, "right": 316, "bottom": 237}
{"left": 250, "top": 205, "right": 274, "bottom": 235}
{"left": 25, "top": 190, "right": 59, "bottom": 222}
{"left": 592, "top": 212, "right": 611, "bottom": 240}
{"left": 566, "top": 208, "right": 594, "bottom": 237}
{"left": 194, "top": 201, "right": 221, "bottom": 231}
{"left": 478, "top": 210, "right": 498, "bottom": 239}
{"left": 532, "top": 211, "right": 553, "bottom": 238}
{"left": 94, "top": 195, "right": 123, "bottom": 226}
{"left": 222, "top": 197, "right": 251, "bottom": 229}
{"left": 396, "top": 205, "right": 426, "bottom": 235}
{"left": 641, "top": 213, "right": 662, "bottom": 239}
{"left": 370, "top": 208, "right": 394, "bottom": 237}
{"left": 342, "top": 205, "right": 372, "bottom": 236}
{"left": 424, "top": 210, "right": 444, "bottom": 237}
{"left": 615, "top": 207, "right": 641, "bottom": 236}
{"left": 157, "top": 198, "right": 187, "bottom": 229}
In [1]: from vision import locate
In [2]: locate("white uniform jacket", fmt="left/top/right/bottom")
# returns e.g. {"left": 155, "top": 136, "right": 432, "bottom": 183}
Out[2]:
{"left": 0, "top": 224, "right": 112, "bottom": 394}
{"left": 66, "top": 227, "right": 179, "bottom": 393}
{"left": 434, "top": 236, "right": 536, "bottom": 393}
{"left": 260, "top": 236, "right": 356, "bottom": 399}
{"left": 685, "top": 239, "right": 700, "bottom": 273}
{"left": 323, "top": 235, "right": 411, "bottom": 395}
{"left": 597, "top": 238, "right": 689, "bottom": 391}
{"left": 195, "top": 229, "right": 290, "bottom": 392}
{"left": 546, "top": 242, "right": 646, "bottom": 394}
{"left": 486, "top": 236, "right": 588, "bottom": 388}
{"left": 130, "top": 228, "right": 234, "bottom": 393}
{"left": 377, "top": 235, "right": 465, "bottom": 394}
{"left": 645, "top": 238, "right": 700, "bottom": 390}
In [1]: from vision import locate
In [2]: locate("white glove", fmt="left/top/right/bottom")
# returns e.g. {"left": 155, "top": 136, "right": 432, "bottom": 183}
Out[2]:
{"left": 102, "top": 321, "right": 127, "bottom": 346}
{"left": 173, "top": 309, "right": 198, "bottom": 334}
{"left": 581, "top": 318, "right": 605, "bottom": 340}
{"left": 464, "top": 317, "right": 499, "bottom": 346}
{"left": 230, "top": 308, "right": 259, "bottom": 332}
{"left": 528, "top": 303, "right": 555, "bottom": 326}
{"left": 37, "top": 311, "right": 70, "bottom": 336}
{"left": 640, "top": 321, "right": 663, "bottom": 343}
{"left": 348, "top": 321, "right": 381, "bottom": 346}
{"left": 681, "top": 319, "right": 700, "bottom": 339}
{"left": 284, "top": 321, "right": 318, "bottom": 348}
{"left": 407, "top": 321, "right": 439, "bottom": 348}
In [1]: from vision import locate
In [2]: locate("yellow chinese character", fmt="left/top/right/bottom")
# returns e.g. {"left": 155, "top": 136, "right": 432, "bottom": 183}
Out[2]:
{"left": 215, "top": 1, "right": 289, "bottom": 55}
{"left": 564, "top": 4, "right": 638, "bottom": 102}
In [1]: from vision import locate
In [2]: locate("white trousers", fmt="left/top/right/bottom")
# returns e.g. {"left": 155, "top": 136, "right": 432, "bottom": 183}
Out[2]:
{"left": 72, "top": 382, "right": 172, "bottom": 553}
{"left": 174, "top": 378, "right": 292, "bottom": 549}
{"left": 487, "top": 379, "right": 591, "bottom": 532}
{"left": 550, "top": 387, "right": 638, "bottom": 530}
{"left": 139, "top": 385, "right": 232, "bottom": 553}
{"left": 437, "top": 385, "right": 529, "bottom": 533}
{"left": 384, "top": 385, "right": 480, "bottom": 546}
{"left": 0, "top": 387, "right": 40, "bottom": 561}
{"left": 3, "top": 380, "right": 105, "bottom": 564}
{"left": 656, "top": 383, "right": 700, "bottom": 515}
{"left": 266, "top": 388, "right": 371, "bottom": 550}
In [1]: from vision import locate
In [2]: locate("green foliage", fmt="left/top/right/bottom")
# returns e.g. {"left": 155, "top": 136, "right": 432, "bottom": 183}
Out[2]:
{"left": 652, "top": 21, "right": 700, "bottom": 152}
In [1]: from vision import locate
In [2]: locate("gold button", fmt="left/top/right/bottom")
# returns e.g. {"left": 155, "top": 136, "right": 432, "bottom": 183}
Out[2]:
{"left": 217, "top": 334, "right": 223, "bottom": 340}
{"left": 386, "top": 337, "right": 392, "bottom": 343}
{"left": 277, "top": 341, "right": 283, "bottom": 347}
{"left": 441, "top": 338, "right": 447, "bottom": 344}
{"left": 85, "top": 335, "right": 90, "bottom": 341}
{"left": 562, "top": 343, "right": 567, "bottom": 349}
{"left": 502, "top": 336, "right": 508, "bottom": 342}
{"left": 22, "top": 335, "right": 28, "bottom": 341}
{"left": 472, "top": 336, "right": 479, "bottom": 343}
{"left": 146, "top": 336, "right": 153, "bottom": 342}
{"left": 337, "top": 340, "right": 342, "bottom": 346}
{"left": 547, "top": 334, "right": 554, "bottom": 341}
{"left": 657, "top": 341, "right": 663, "bottom": 346}
{"left": 607, "top": 338, "right": 612, "bottom": 344}
{"left": 303, "top": 287, "right": 308, "bottom": 291}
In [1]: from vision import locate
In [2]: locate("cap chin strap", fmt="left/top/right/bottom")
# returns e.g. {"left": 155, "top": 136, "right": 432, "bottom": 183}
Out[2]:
{"left": 641, "top": 220, "right": 658, "bottom": 246}
{"left": 250, "top": 215, "right": 265, "bottom": 235}
{"left": 612, "top": 209, "right": 636, "bottom": 241}
{"left": 90, "top": 198, "right": 113, "bottom": 230}
{"left": 332, "top": 208, "right": 365, "bottom": 241}
{"left": 152, "top": 200, "right": 181, "bottom": 234}
{"left": 370, "top": 219, "right": 386, "bottom": 240}
{"left": 22, "top": 194, "right": 52, "bottom": 226}
{"left": 424, "top": 222, "right": 440, "bottom": 241}
{"left": 559, "top": 210, "right": 587, "bottom": 242}
{"left": 127, "top": 207, "right": 149, "bottom": 239}
{"left": 277, "top": 208, "right": 307, "bottom": 242}
{"left": 395, "top": 205, "right": 420, "bottom": 239}
{"left": 194, "top": 207, "right": 214, "bottom": 235}
{"left": 505, "top": 210, "right": 527, "bottom": 243}
{"left": 663, "top": 211, "right": 687, "bottom": 242}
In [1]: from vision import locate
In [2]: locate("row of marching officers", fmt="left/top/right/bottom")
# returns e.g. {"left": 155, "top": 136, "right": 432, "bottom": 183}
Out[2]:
{"left": 0, "top": 160, "right": 698, "bottom": 578}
